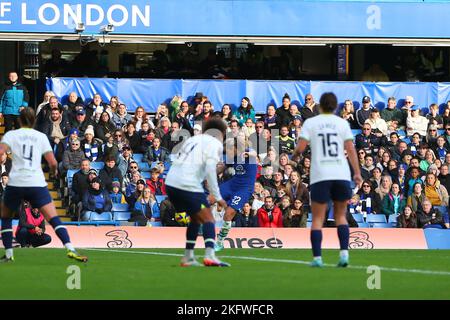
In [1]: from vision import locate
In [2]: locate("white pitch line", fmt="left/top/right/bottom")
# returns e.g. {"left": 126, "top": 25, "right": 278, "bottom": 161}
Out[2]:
{"left": 84, "top": 248, "right": 450, "bottom": 277}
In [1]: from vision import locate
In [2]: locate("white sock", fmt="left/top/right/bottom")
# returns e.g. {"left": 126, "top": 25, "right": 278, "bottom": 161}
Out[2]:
{"left": 205, "top": 247, "right": 215, "bottom": 259}
{"left": 313, "top": 256, "right": 322, "bottom": 261}
{"left": 184, "top": 249, "right": 194, "bottom": 260}
{"left": 340, "top": 250, "right": 349, "bottom": 260}
{"left": 65, "top": 243, "right": 75, "bottom": 252}
{"left": 5, "top": 248, "right": 13, "bottom": 259}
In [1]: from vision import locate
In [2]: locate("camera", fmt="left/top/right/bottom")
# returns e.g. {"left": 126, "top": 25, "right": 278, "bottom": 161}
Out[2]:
{"left": 100, "top": 24, "right": 114, "bottom": 34}
{"left": 74, "top": 22, "right": 85, "bottom": 33}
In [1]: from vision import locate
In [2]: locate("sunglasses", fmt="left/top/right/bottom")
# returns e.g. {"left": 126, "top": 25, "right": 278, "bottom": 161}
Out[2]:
{"left": 71, "top": 143, "right": 80, "bottom": 146}
{"left": 115, "top": 134, "right": 122, "bottom": 137}
{"left": 363, "top": 128, "right": 371, "bottom": 131}
{"left": 446, "top": 128, "right": 450, "bottom": 131}
{"left": 429, "top": 129, "right": 437, "bottom": 132}
{"left": 362, "top": 185, "right": 370, "bottom": 188}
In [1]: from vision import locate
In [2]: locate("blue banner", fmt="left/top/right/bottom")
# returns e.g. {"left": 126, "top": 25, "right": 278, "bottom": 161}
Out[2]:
{"left": 47, "top": 78, "right": 450, "bottom": 114}
{"left": 1, "top": 1, "right": 450, "bottom": 38}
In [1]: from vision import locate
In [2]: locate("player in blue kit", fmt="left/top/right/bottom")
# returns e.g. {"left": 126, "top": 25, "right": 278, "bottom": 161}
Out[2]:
{"left": 293, "top": 92, "right": 362, "bottom": 268}
{"left": 214, "top": 137, "right": 258, "bottom": 252}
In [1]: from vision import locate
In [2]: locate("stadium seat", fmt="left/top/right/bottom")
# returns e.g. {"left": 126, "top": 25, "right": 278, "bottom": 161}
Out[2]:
{"left": 150, "top": 221, "right": 163, "bottom": 227}
{"left": 155, "top": 195, "right": 167, "bottom": 204}
{"left": 142, "top": 172, "right": 151, "bottom": 180}
{"left": 113, "top": 211, "right": 131, "bottom": 221}
{"left": 112, "top": 203, "right": 130, "bottom": 212}
{"left": 402, "top": 137, "right": 411, "bottom": 144}
{"left": 351, "top": 129, "right": 362, "bottom": 136}
{"left": 352, "top": 213, "right": 364, "bottom": 223}
{"left": 306, "top": 221, "right": 312, "bottom": 228}
{"left": 138, "top": 162, "right": 151, "bottom": 172}
{"left": 388, "top": 214, "right": 398, "bottom": 227}
{"left": 397, "top": 129, "right": 406, "bottom": 138}
{"left": 90, "top": 162, "right": 105, "bottom": 170}
{"left": 366, "top": 214, "right": 387, "bottom": 224}
{"left": 133, "top": 153, "right": 144, "bottom": 163}
{"left": 438, "top": 129, "right": 445, "bottom": 136}
{"left": 0, "top": 219, "right": 19, "bottom": 227}
{"left": 66, "top": 169, "right": 79, "bottom": 189}
{"left": 371, "top": 223, "right": 392, "bottom": 228}
{"left": 89, "top": 212, "right": 113, "bottom": 221}
{"left": 358, "top": 222, "right": 370, "bottom": 228}
{"left": 307, "top": 213, "right": 312, "bottom": 222}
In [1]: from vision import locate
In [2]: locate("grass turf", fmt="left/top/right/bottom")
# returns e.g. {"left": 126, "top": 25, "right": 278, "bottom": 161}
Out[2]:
{"left": 0, "top": 248, "right": 449, "bottom": 300}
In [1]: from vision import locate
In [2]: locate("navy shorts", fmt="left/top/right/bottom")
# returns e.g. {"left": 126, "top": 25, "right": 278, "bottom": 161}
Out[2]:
{"left": 310, "top": 180, "right": 352, "bottom": 203}
{"left": 166, "top": 186, "right": 210, "bottom": 217}
{"left": 220, "top": 180, "right": 253, "bottom": 211}
{"left": 3, "top": 186, "right": 53, "bottom": 212}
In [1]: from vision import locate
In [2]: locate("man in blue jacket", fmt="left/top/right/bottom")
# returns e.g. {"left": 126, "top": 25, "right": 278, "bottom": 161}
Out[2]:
{"left": 0, "top": 71, "right": 29, "bottom": 132}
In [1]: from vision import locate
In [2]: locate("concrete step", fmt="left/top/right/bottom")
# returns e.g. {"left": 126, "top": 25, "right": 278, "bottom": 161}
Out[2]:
{"left": 60, "top": 217, "right": 71, "bottom": 222}
{"left": 50, "top": 190, "right": 59, "bottom": 199}
{"left": 44, "top": 172, "right": 50, "bottom": 180}
{"left": 54, "top": 200, "right": 62, "bottom": 208}
{"left": 47, "top": 181, "right": 54, "bottom": 190}
{"left": 56, "top": 208, "right": 67, "bottom": 215}
{"left": 0, "top": 127, "right": 4, "bottom": 134}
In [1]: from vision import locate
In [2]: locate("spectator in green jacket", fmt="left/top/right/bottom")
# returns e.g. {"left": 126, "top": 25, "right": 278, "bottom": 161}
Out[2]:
{"left": 381, "top": 96, "right": 403, "bottom": 131}
{"left": 381, "top": 182, "right": 407, "bottom": 218}
{"left": 233, "top": 97, "right": 255, "bottom": 126}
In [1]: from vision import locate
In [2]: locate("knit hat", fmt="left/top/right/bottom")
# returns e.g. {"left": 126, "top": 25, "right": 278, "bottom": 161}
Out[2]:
{"left": 84, "top": 125, "right": 95, "bottom": 136}
{"left": 112, "top": 180, "right": 121, "bottom": 188}
{"left": 69, "top": 128, "right": 79, "bottom": 136}
{"left": 91, "top": 177, "right": 101, "bottom": 184}
{"left": 137, "top": 179, "right": 146, "bottom": 185}
{"left": 88, "top": 169, "right": 98, "bottom": 176}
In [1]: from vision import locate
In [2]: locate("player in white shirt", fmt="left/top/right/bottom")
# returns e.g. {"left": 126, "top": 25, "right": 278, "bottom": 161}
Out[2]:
{"left": 0, "top": 108, "right": 87, "bottom": 263}
{"left": 166, "top": 117, "right": 230, "bottom": 267}
{"left": 293, "top": 92, "right": 362, "bottom": 267}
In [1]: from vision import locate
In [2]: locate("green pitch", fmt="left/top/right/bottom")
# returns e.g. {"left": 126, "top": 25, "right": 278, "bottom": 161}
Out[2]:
{"left": 0, "top": 248, "right": 449, "bottom": 300}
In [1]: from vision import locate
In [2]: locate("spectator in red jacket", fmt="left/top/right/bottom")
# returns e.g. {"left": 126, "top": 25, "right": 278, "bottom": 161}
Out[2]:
{"left": 257, "top": 196, "right": 283, "bottom": 228}
{"left": 146, "top": 167, "right": 166, "bottom": 195}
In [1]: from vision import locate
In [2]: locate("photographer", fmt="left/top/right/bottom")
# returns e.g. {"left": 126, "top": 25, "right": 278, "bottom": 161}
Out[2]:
{"left": 15, "top": 202, "right": 52, "bottom": 248}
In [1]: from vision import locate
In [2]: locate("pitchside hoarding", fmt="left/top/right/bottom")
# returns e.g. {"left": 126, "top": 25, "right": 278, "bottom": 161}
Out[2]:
{"left": 1, "top": 227, "right": 432, "bottom": 249}
{"left": 0, "top": 0, "right": 449, "bottom": 38}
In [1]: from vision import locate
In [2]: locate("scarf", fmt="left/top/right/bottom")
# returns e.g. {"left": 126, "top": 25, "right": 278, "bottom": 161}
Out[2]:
{"left": 84, "top": 142, "right": 99, "bottom": 162}
{"left": 51, "top": 117, "right": 64, "bottom": 140}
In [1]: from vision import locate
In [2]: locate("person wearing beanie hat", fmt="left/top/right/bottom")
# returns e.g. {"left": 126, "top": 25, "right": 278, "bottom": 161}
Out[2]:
{"left": 82, "top": 125, "right": 102, "bottom": 162}
{"left": 81, "top": 176, "right": 112, "bottom": 221}
{"left": 110, "top": 179, "right": 126, "bottom": 204}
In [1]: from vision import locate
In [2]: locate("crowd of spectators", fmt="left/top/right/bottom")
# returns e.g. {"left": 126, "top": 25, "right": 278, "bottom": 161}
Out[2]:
{"left": 1, "top": 71, "right": 449, "bottom": 229}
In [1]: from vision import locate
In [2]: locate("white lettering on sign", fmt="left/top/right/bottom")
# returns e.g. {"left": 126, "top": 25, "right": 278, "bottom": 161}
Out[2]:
{"left": 11, "top": 2, "right": 151, "bottom": 29}
{"left": 21, "top": 3, "right": 36, "bottom": 25}
{"left": 63, "top": 4, "right": 81, "bottom": 27}
{"left": 39, "top": 3, "right": 60, "bottom": 25}
{"left": 0, "top": 2, "right": 11, "bottom": 24}
{"left": 366, "top": 5, "right": 381, "bottom": 30}
{"left": 107, "top": 4, "right": 128, "bottom": 27}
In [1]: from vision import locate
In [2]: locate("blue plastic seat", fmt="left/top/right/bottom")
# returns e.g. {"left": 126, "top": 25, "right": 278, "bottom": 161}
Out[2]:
{"left": 112, "top": 203, "right": 130, "bottom": 212}
{"left": 89, "top": 212, "right": 113, "bottom": 221}
{"left": 352, "top": 213, "right": 364, "bottom": 223}
{"left": 351, "top": 129, "right": 362, "bottom": 136}
{"left": 388, "top": 214, "right": 398, "bottom": 227}
{"left": 90, "top": 162, "right": 105, "bottom": 170}
{"left": 138, "top": 162, "right": 151, "bottom": 172}
{"left": 133, "top": 153, "right": 144, "bottom": 163}
{"left": 113, "top": 211, "right": 131, "bottom": 221}
{"left": 141, "top": 172, "right": 151, "bottom": 180}
{"left": 358, "top": 222, "right": 370, "bottom": 228}
{"left": 306, "top": 221, "right": 312, "bottom": 228}
{"left": 67, "top": 169, "right": 79, "bottom": 189}
{"left": 149, "top": 221, "right": 163, "bottom": 227}
{"left": 155, "top": 195, "right": 168, "bottom": 204}
{"left": 307, "top": 213, "right": 312, "bottom": 222}
{"left": 366, "top": 214, "right": 387, "bottom": 224}
{"left": 371, "top": 222, "right": 392, "bottom": 228}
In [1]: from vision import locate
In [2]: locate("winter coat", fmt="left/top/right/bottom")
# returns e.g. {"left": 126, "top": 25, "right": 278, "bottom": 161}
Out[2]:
{"left": 233, "top": 107, "right": 256, "bottom": 126}
{"left": 112, "top": 112, "right": 132, "bottom": 130}
{"left": 82, "top": 188, "right": 112, "bottom": 213}
{"left": 62, "top": 149, "right": 86, "bottom": 171}
{"left": 145, "top": 146, "right": 170, "bottom": 164}
{"left": 381, "top": 193, "right": 407, "bottom": 216}
{"left": 0, "top": 82, "right": 29, "bottom": 115}
{"left": 257, "top": 205, "right": 283, "bottom": 228}
{"left": 99, "top": 165, "right": 123, "bottom": 192}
